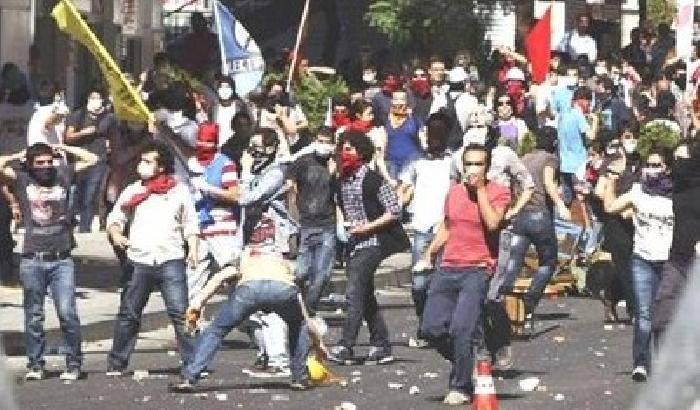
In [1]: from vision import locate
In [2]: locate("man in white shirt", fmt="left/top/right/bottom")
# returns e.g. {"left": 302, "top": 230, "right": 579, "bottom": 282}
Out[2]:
{"left": 105, "top": 140, "right": 199, "bottom": 376}
{"left": 26, "top": 100, "right": 70, "bottom": 147}
{"left": 557, "top": 13, "right": 598, "bottom": 64}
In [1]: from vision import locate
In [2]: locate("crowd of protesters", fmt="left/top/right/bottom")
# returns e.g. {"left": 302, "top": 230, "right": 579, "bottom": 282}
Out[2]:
{"left": 1, "top": 11, "right": 700, "bottom": 406}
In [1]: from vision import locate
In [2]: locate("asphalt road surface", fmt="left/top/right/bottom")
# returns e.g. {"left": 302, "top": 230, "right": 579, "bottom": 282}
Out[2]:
{"left": 9, "top": 288, "right": 642, "bottom": 410}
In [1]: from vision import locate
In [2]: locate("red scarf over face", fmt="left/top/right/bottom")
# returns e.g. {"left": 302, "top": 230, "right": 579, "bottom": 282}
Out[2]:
{"left": 347, "top": 119, "right": 373, "bottom": 133}
{"left": 121, "top": 175, "right": 177, "bottom": 211}
{"left": 340, "top": 151, "right": 363, "bottom": 178}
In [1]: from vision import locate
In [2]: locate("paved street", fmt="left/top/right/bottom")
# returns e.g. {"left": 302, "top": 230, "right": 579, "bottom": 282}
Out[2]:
{"left": 4, "top": 257, "right": 644, "bottom": 410}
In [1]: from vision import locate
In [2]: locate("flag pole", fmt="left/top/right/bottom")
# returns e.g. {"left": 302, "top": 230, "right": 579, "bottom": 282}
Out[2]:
{"left": 287, "top": 0, "right": 311, "bottom": 92}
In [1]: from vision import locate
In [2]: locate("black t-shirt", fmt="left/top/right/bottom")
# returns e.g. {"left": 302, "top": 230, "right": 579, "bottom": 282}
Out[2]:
{"left": 65, "top": 108, "right": 110, "bottom": 161}
{"left": 15, "top": 165, "right": 75, "bottom": 253}
{"left": 287, "top": 154, "right": 335, "bottom": 228}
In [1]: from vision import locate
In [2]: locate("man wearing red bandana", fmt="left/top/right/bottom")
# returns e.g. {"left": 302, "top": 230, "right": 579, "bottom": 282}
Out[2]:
{"left": 186, "top": 122, "right": 241, "bottom": 311}
{"left": 328, "top": 131, "right": 410, "bottom": 366}
{"left": 106, "top": 140, "right": 199, "bottom": 376}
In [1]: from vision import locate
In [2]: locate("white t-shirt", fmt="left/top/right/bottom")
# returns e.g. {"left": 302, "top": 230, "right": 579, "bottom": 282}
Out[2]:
{"left": 214, "top": 103, "right": 238, "bottom": 147}
{"left": 399, "top": 156, "right": 455, "bottom": 233}
{"left": 630, "top": 183, "right": 674, "bottom": 261}
{"left": 26, "top": 105, "right": 64, "bottom": 147}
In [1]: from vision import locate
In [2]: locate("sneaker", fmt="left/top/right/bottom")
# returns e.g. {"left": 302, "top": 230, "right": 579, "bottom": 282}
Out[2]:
{"left": 263, "top": 366, "right": 291, "bottom": 378}
{"left": 495, "top": 346, "right": 514, "bottom": 370}
{"left": 632, "top": 366, "right": 648, "bottom": 382}
{"left": 289, "top": 378, "right": 311, "bottom": 391}
{"left": 365, "top": 346, "right": 394, "bottom": 365}
{"left": 25, "top": 367, "right": 45, "bottom": 381}
{"left": 443, "top": 390, "right": 470, "bottom": 406}
{"left": 59, "top": 368, "right": 81, "bottom": 381}
{"left": 408, "top": 337, "right": 429, "bottom": 348}
{"left": 253, "top": 354, "right": 269, "bottom": 370}
{"left": 105, "top": 367, "right": 124, "bottom": 377}
{"left": 168, "top": 378, "right": 196, "bottom": 393}
{"left": 328, "top": 346, "right": 354, "bottom": 365}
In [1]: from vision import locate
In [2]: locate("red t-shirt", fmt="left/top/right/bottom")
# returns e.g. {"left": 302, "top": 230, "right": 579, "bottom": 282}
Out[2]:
{"left": 440, "top": 182, "right": 511, "bottom": 271}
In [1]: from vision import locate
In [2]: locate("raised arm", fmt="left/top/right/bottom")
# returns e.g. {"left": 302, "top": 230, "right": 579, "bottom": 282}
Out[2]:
{"left": 56, "top": 144, "right": 98, "bottom": 173}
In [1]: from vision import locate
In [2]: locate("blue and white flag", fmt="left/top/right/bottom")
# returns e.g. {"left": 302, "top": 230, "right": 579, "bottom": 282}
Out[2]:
{"left": 214, "top": 1, "right": 265, "bottom": 97}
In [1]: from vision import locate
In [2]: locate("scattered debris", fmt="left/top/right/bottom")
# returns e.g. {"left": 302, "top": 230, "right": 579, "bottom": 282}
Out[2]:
{"left": 167, "top": 351, "right": 176, "bottom": 357}
{"left": 351, "top": 370, "right": 362, "bottom": 376}
{"left": 194, "top": 393, "right": 208, "bottom": 400}
{"left": 388, "top": 382, "right": 404, "bottom": 390}
{"left": 597, "top": 363, "right": 606, "bottom": 369}
{"left": 594, "top": 351, "right": 605, "bottom": 357}
{"left": 215, "top": 393, "right": 228, "bottom": 401}
{"left": 519, "top": 377, "right": 540, "bottom": 392}
{"left": 335, "top": 308, "right": 343, "bottom": 315}
{"left": 132, "top": 370, "right": 149, "bottom": 381}
{"left": 334, "top": 402, "right": 357, "bottom": 410}
{"left": 395, "top": 369, "right": 406, "bottom": 376}
{"left": 142, "top": 396, "right": 151, "bottom": 403}
{"left": 604, "top": 390, "right": 612, "bottom": 396}
{"left": 401, "top": 333, "right": 407, "bottom": 339}
{"left": 423, "top": 372, "right": 438, "bottom": 379}
{"left": 409, "top": 386, "right": 420, "bottom": 395}
{"left": 248, "top": 388, "right": 268, "bottom": 394}
{"left": 351, "top": 377, "right": 361, "bottom": 384}
{"left": 603, "top": 324, "right": 613, "bottom": 331}
{"left": 537, "top": 385, "right": 548, "bottom": 392}
{"left": 271, "top": 394, "right": 290, "bottom": 401}
{"left": 554, "top": 393, "right": 565, "bottom": 401}
{"left": 339, "top": 379, "right": 349, "bottom": 387}
{"left": 553, "top": 336, "right": 566, "bottom": 343}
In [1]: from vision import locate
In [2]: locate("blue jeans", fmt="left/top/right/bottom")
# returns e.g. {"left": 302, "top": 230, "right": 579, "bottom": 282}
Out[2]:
{"left": 183, "top": 280, "right": 309, "bottom": 382}
{"left": 631, "top": 255, "right": 663, "bottom": 369}
{"left": 386, "top": 157, "right": 417, "bottom": 181}
{"left": 20, "top": 257, "right": 82, "bottom": 370}
{"left": 296, "top": 226, "right": 336, "bottom": 309}
{"left": 421, "top": 267, "right": 487, "bottom": 394}
{"left": 108, "top": 259, "right": 193, "bottom": 370}
{"left": 500, "top": 209, "right": 558, "bottom": 305}
{"left": 411, "top": 230, "right": 435, "bottom": 336}
{"left": 75, "top": 163, "right": 106, "bottom": 232}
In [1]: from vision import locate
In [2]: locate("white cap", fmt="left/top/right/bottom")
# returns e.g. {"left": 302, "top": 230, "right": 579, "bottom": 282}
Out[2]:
{"left": 448, "top": 67, "right": 468, "bottom": 83}
{"left": 505, "top": 66, "right": 525, "bottom": 81}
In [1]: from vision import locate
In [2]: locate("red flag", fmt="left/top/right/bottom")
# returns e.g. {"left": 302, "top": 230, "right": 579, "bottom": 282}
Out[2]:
{"left": 525, "top": 6, "right": 552, "bottom": 84}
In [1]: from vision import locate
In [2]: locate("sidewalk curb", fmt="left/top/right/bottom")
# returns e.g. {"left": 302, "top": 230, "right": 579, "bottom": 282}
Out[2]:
{"left": 1, "top": 253, "right": 412, "bottom": 357}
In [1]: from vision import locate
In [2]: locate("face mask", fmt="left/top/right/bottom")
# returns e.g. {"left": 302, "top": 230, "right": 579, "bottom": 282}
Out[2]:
{"left": 167, "top": 111, "right": 186, "bottom": 129}
{"left": 594, "top": 66, "right": 608, "bottom": 76}
{"left": 218, "top": 87, "right": 233, "bottom": 101}
{"left": 363, "top": 72, "right": 376, "bottom": 84}
{"left": 411, "top": 78, "right": 431, "bottom": 97}
{"left": 642, "top": 172, "right": 673, "bottom": 197}
{"left": 30, "top": 167, "right": 57, "bottom": 186}
{"left": 623, "top": 140, "right": 637, "bottom": 154}
{"left": 141, "top": 91, "right": 149, "bottom": 102}
{"left": 252, "top": 150, "right": 275, "bottom": 173}
{"left": 313, "top": 142, "right": 335, "bottom": 158}
{"left": 340, "top": 151, "right": 363, "bottom": 177}
{"left": 137, "top": 162, "right": 156, "bottom": 180}
{"left": 87, "top": 98, "right": 102, "bottom": 113}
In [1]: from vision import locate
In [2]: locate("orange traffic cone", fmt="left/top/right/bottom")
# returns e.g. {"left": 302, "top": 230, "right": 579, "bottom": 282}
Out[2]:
{"left": 472, "top": 360, "right": 499, "bottom": 410}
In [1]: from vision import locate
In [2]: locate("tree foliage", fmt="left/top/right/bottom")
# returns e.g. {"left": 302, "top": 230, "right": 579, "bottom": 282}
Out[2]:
{"left": 638, "top": 122, "right": 681, "bottom": 158}
{"left": 646, "top": 0, "right": 676, "bottom": 25}
{"left": 264, "top": 71, "right": 349, "bottom": 131}
{"left": 364, "top": 0, "right": 486, "bottom": 62}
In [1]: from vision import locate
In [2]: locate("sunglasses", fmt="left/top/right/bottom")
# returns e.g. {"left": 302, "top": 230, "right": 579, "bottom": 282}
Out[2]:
{"left": 463, "top": 161, "right": 485, "bottom": 167}
{"left": 646, "top": 163, "right": 663, "bottom": 169}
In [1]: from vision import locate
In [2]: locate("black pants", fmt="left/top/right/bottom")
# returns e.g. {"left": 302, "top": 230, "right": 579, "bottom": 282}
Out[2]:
{"left": 603, "top": 218, "right": 636, "bottom": 317}
{"left": 338, "top": 246, "right": 391, "bottom": 352}
{"left": 0, "top": 195, "right": 14, "bottom": 282}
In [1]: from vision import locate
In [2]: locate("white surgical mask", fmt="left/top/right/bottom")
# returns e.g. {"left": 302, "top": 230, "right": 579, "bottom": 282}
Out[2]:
{"left": 87, "top": 98, "right": 103, "bottom": 113}
{"left": 623, "top": 140, "right": 637, "bottom": 154}
{"left": 166, "top": 111, "right": 186, "bottom": 129}
{"left": 218, "top": 87, "right": 233, "bottom": 101}
{"left": 137, "top": 162, "right": 156, "bottom": 180}
{"left": 362, "top": 73, "right": 376, "bottom": 84}
{"left": 141, "top": 91, "right": 149, "bottom": 102}
{"left": 594, "top": 66, "right": 608, "bottom": 76}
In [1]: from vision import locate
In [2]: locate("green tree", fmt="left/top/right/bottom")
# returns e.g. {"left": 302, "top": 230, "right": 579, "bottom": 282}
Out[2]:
{"left": 364, "top": 0, "right": 487, "bottom": 63}
{"left": 646, "top": 0, "right": 676, "bottom": 25}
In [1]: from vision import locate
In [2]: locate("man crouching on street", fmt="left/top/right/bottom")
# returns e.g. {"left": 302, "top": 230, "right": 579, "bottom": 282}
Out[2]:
{"left": 169, "top": 139, "right": 311, "bottom": 392}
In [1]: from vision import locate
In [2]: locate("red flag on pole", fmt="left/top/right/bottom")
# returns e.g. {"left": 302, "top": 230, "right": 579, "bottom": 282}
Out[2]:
{"left": 525, "top": 6, "right": 552, "bottom": 84}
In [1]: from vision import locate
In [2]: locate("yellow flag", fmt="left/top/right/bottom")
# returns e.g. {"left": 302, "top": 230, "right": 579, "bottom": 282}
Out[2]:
{"left": 51, "top": 0, "right": 152, "bottom": 123}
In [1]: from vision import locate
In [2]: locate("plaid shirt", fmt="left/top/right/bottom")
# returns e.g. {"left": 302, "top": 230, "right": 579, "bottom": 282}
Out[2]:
{"left": 341, "top": 165, "right": 402, "bottom": 252}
